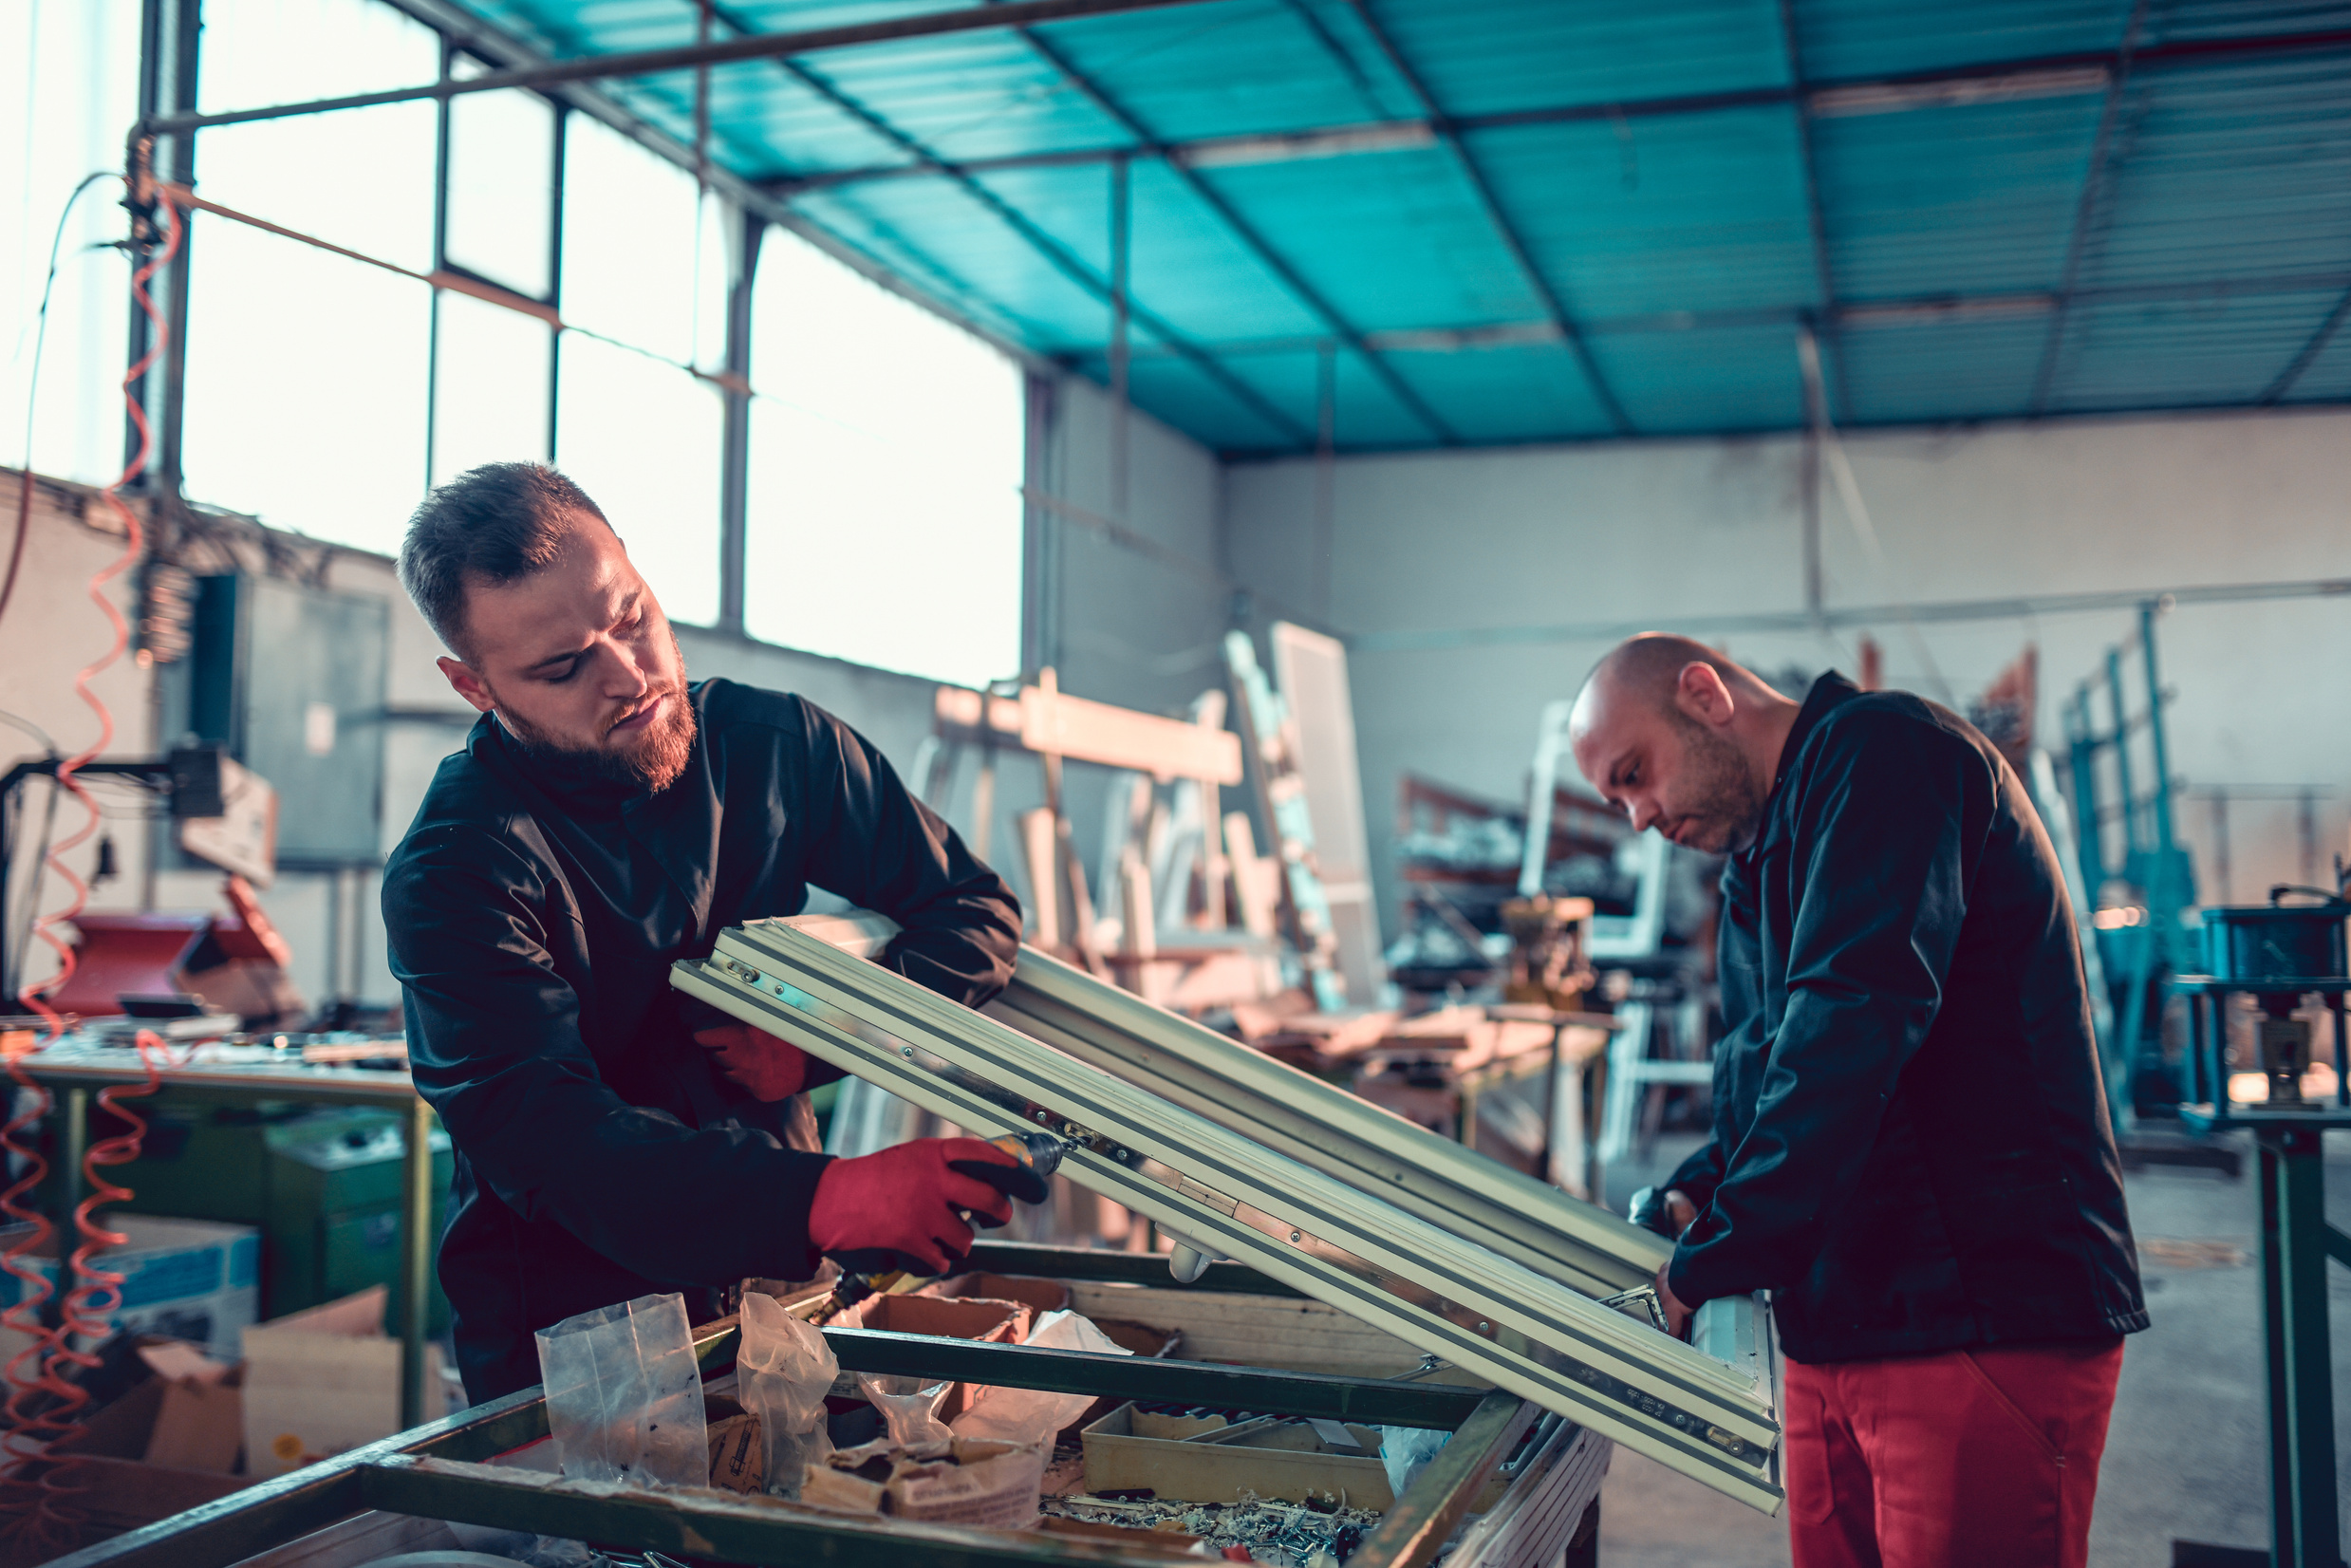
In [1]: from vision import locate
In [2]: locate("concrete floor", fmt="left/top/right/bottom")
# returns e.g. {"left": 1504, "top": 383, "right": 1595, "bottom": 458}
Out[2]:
{"left": 1590, "top": 1129, "right": 2351, "bottom": 1566}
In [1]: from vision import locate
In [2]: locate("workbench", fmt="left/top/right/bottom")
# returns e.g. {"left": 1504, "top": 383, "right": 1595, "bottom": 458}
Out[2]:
{"left": 8, "top": 1039, "right": 438, "bottom": 1428}
{"left": 43, "top": 1243, "right": 1609, "bottom": 1568}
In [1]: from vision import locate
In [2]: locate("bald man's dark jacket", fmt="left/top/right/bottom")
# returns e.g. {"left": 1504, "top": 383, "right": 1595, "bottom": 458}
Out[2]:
{"left": 383, "top": 680, "right": 1019, "bottom": 1401}
{"left": 1645, "top": 672, "right": 2146, "bottom": 1364}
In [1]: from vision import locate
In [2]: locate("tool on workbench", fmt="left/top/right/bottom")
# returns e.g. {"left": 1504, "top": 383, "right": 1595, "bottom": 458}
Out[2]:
{"left": 813, "top": 1130, "right": 1064, "bottom": 1324}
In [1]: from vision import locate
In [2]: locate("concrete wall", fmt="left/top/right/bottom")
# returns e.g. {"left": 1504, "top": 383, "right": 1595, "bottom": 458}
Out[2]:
{"left": 1223, "top": 408, "right": 2351, "bottom": 938}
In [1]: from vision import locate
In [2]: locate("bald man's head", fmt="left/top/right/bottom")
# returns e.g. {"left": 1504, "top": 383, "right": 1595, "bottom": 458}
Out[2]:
{"left": 1567, "top": 634, "right": 1801, "bottom": 854}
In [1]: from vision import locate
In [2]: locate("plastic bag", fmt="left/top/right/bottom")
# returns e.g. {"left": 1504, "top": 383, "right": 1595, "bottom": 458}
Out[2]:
{"left": 535, "top": 1293, "right": 708, "bottom": 1488}
{"left": 857, "top": 1372, "right": 955, "bottom": 1448}
{"left": 1380, "top": 1425, "right": 1449, "bottom": 1499}
{"left": 737, "top": 1291, "right": 839, "bottom": 1498}
{"left": 950, "top": 1309, "right": 1131, "bottom": 1446}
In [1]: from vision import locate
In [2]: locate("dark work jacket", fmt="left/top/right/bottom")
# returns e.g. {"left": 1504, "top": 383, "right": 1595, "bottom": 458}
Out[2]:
{"left": 382, "top": 680, "right": 1020, "bottom": 1402}
{"left": 1655, "top": 673, "right": 2147, "bottom": 1365}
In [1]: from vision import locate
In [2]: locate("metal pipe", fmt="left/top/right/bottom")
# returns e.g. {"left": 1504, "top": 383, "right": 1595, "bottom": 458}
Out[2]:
{"left": 2138, "top": 601, "right": 2176, "bottom": 857}
{"left": 1108, "top": 156, "right": 1129, "bottom": 521}
{"left": 1352, "top": 574, "right": 2351, "bottom": 653}
{"left": 1779, "top": 0, "right": 1852, "bottom": 422}
{"left": 139, "top": 0, "right": 1221, "bottom": 136}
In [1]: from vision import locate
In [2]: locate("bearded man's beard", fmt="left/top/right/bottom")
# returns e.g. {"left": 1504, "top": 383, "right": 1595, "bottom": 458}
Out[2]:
{"left": 492, "top": 639, "right": 699, "bottom": 794}
{"left": 1667, "top": 710, "right": 1767, "bottom": 854}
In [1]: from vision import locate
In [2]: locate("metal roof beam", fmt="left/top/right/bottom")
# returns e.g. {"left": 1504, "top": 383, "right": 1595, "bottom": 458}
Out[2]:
{"left": 2027, "top": 0, "right": 2153, "bottom": 414}
{"left": 997, "top": 20, "right": 1464, "bottom": 443}
{"left": 1334, "top": 0, "right": 1633, "bottom": 434}
{"left": 1045, "top": 271, "right": 2351, "bottom": 359}
{"left": 1777, "top": 0, "right": 1853, "bottom": 422}
{"left": 771, "top": 26, "right": 2351, "bottom": 192}
{"left": 739, "top": 38, "right": 1316, "bottom": 446}
{"left": 2260, "top": 289, "right": 2351, "bottom": 404}
{"left": 141, "top": 0, "right": 1224, "bottom": 136}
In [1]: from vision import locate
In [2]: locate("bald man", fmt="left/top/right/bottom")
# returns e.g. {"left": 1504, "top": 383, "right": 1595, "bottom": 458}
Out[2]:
{"left": 1570, "top": 636, "right": 2144, "bottom": 1568}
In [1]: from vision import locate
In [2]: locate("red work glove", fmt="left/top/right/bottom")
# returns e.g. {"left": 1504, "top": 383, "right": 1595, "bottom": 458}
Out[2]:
{"left": 692, "top": 1022, "right": 812, "bottom": 1102}
{"left": 808, "top": 1137, "right": 1026, "bottom": 1277}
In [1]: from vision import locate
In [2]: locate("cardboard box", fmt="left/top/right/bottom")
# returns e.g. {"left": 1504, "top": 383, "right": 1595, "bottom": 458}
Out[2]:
{"left": 44, "top": 1372, "right": 252, "bottom": 1541}
{"left": 918, "top": 1273, "right": 1073, "bottom": 1341}
{"left": 835, "top": 1294, "right": 1022, "bottom": 1421}
{"left": 242, "top": 1285, "right": 442, "bottom": 1478}
{"left": 0, "top": 1215, "right": 258, "bottom": 1362}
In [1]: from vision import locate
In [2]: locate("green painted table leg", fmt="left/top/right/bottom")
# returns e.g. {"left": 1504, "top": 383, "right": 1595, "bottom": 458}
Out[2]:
{"left": 2265, "top": 1127, "right": 2342, "bottom": 1568}
{"left": 400, "top": 1096, "right": 434, "bottom": 1430}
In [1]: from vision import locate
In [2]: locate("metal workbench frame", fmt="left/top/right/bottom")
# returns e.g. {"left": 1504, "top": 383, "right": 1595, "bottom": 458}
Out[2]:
{"left": 44, "top": 1244, "right": 1556, "bottom": 1568}
{"left": 675, "top": 916, "right": 1782, "bottom": 1511}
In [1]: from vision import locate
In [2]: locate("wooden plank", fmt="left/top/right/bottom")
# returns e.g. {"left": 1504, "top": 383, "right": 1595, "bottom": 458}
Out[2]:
{"left": 934, "top": 682, "right": 1241, "bottom": 785}
{"left": 1345, "top": 1394, "right": 1538, "bottom": 1568}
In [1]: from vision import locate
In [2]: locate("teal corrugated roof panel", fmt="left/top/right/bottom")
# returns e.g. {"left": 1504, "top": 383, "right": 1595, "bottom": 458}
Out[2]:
{"left": 1012, "top": 0, "right": 1402, "bottom": 140}
{"left": 1837, "top": 312, "right": 2052, "bottom": 422}
{"left": 1105, "top": 350, "right": 1302, "bottom": 449}
{"left": 1587, "top": 323, "right": 1806, "bottom": 432}
{"left": 1193, "top": 150, "right": 1546, "bottom": 329}
{"left": 1814, "top": 95, "right": 2103, "bottom": 299}
{"left": 1471, "top": 109, "right": 1821, "bottom": 318}
{"left": 1790, "top": 0, "right": 2127, "bottom": 81}
{"left": 1213, "top": 345, "right": 1432, "bottom": 448}
{"left": 1367, "top": 0, "right": 1786, "bottom": 119}
{"left": 968, "top": 160, "right": 1329, "bottom": 343}
{"left": 2073, "top": 53, "right": 2351, "bottom": 291}
{"left": 443, "top": 0, "right": 2351, "bottom": 452}
{"left": 2045, "top": 289, "right": 2343, "bottom": 410}
{"left": 790, "top": 31, "right": 1134, "bottom": 165}
{"left": 794, "top": 177, "right": 1108, "bottom": 347}
{"left": 1381, "top": 345, "right": 1619, "bottom": 444}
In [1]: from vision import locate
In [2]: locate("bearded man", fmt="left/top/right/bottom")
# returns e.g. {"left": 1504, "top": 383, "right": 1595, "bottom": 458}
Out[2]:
{"left": 1568, "top": 634, "right": 2145, "bottom": 1568}
{"left": 383, "top": 462, "right": 1030, "bottom": 1403}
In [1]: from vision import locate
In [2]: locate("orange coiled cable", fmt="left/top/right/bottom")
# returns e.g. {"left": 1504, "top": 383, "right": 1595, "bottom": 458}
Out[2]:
{"left": 0, "top": 189, "right": 182, "bottom": 1559}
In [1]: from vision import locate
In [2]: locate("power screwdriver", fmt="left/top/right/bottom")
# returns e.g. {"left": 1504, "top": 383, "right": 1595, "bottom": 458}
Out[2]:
{"left": 813, "top": 1131, "right": 1065, "bottom": 1322}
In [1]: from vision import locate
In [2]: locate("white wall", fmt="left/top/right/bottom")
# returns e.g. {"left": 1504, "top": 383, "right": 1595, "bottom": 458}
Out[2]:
{"left": 1034, "top": 373, "right": 1231, "bottom": 719}
{"left": 1224, "top": 408, "right": 2351, "bottom": 937}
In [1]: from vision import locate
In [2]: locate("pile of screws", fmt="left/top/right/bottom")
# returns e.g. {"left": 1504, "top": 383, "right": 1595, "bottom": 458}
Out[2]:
{"left": 1039, "top": 1492, "right": 1382, "bottom": 1564}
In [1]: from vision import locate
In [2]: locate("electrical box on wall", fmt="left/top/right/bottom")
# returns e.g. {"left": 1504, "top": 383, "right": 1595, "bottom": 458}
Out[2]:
{"left": 187, "top": 574, "right": 388, "bottom": 866}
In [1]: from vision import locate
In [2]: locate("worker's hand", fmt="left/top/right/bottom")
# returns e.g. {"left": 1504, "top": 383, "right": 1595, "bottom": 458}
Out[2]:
{"left": 808, "top": 1137, "right": 1020, "bottom": 1277}
{"left": 1654, "top": 1264, "right": 1693, "bottom": 1340}
{"left": 693, "top": 1022, "right": 812, "bottom": 1102}
{"left": 1626, "top": 1185, "right": 1699, "bottom": 1240}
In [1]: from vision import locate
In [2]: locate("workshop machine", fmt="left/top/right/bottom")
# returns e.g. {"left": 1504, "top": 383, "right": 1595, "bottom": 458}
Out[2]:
{"left": 2174, "top": 884, "right": 2351, "bottom": 1568}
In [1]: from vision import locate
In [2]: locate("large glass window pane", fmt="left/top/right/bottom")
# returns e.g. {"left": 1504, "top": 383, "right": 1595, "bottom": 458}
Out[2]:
{"left": 179, "top": 218, "right": 430, "bottom": 556}
{"left": 196, "top": 0, "right": 438, "bottom": 272}
{"left": 432, "top": 291, "right": 551, "bottom": 488}
{"left": 562, "top": 119, "right": 707, "bottom": 364}
{"left": 555, "top": 334, "right": 720, "bottom": 627}
{"left": 745, "top": 235, "right": 1022, "bottom": 687}
{"left": 0, "top": 0, "right": 143, "bottom": 486}
{"left": 445, "top": 77, "right": 554, "bottom": 298}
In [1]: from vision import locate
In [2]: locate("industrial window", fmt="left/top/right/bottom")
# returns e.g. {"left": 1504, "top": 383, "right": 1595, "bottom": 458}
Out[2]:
{"left": 0, "top": 0, "right": 145, "bottom": 487}
{"left": 553, "top": 118, "right": 728, "bottom": 626}
{"left": 177, "top": 0, "right": 437, "bottom": 558}
{"left": 743, "top": 233, "right": 1023, "bottom": 688}
{"left": 430, "top": 292, "right": 552, "bottom": 490}
{"left": 442, "top": 71, "right": 555, "bottom": 301}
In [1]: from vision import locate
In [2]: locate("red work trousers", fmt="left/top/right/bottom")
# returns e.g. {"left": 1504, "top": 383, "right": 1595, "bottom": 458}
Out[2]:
{"left": 1782, "top": 1339, "right": 2125, "bottom": 1568}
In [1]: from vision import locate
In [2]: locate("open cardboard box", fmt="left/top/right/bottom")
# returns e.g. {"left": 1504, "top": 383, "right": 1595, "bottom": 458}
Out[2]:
{"left": 46, "top": 1341, "right": 252, "bottom": 1541}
